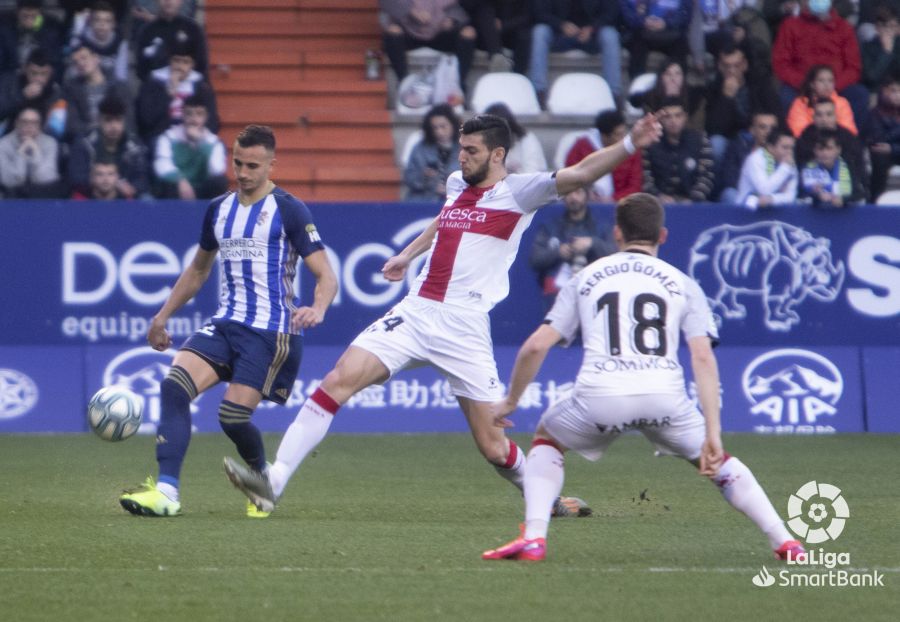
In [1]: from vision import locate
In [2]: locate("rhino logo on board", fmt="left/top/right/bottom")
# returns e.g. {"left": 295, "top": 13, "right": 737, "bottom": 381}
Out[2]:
{"left": 688, "top": 222, "right": 845, "bottom": 331}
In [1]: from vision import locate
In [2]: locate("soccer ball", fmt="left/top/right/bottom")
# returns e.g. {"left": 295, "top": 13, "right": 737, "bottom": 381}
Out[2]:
{"left": 87, "top": 386, "right": 143, "bottom": 441}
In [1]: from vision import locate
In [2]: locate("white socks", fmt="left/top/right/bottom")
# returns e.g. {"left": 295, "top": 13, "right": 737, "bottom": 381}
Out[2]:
{"left": 492, "top": 439, "right": 526, "bottom": 492}
{"left": 157, "top": 481, "right": 179, "bottom": 502}
{"left": 713, "top": 456, "right": 793, "bottom": 549}
{"left": 268, "top": 393, "right": 336, "bottom": 497}
{"left": 523, "top": 443, "right": 565, "bottom": 540}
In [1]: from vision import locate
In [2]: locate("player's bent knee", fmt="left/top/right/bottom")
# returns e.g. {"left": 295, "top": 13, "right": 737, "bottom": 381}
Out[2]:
{"left": 479, "top": 439, "right": 510, "bottom": 465}
{"left": 160, "top": 366, "right": 198, "bottom": 403}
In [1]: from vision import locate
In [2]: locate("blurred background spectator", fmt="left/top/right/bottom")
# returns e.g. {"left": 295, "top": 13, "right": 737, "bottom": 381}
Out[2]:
{"left": 66, "top": 0, "right": 129, "bottom": 82}
{"left": 134, "top": 0, "right": 207, "bottom": 80}
{"left": 716, "top": 110, "right": 780, "bottom": 203}
{"left": 68, "top": 94, "right": 148, "bottom": 199}
{"left": 152, "top": 93, "right": 226, "bottom": 200}
{"left": 528, "top": 0, "right": 622, "bottom": 107}
{"left": 459, "top": 0, "right": 531, "bottom": 73}
{"left": 772, "top": 0, "right": 869, "bottom": 130}
{"left": 62, "top": 40, "right": 131, "bottom": 141}
{"left": 403, "top": 103, "right": 460, "bottom": 202}
{"left": 379, "top": 0, "right": 475, "bottom": 95}
{"left": 786, "top": 64, "right": 857, "bottom": 137}
{"left": 0, "top": 0, "right": 66, "bottom": 81}
{"left": 642, "top": 97, "right": 715, "bottom": 202}
{"left": 620, "top": 0, "right": 692, "bottom": 78}
{"left": 530, "top": 185, "right": 614, "bottom": 310}
{"left": 794, "top": 97, "right": 867, "bottom": 196}
{"left": 0, "top": 105, "right": 61, "bottom": 197}
{"left": 798, "top": 129, "right": 867, "bottom": 206}
{"left": 484, "top": 102, "right": 546, "bottom": 173}
{"left": 737, "top": 125, "right": 798, "bottom": 208}
{"left": 0, "top": 48, "right": 62, "bottom": 135}
{"left": 861, "top": 4, "right": 900, "bottom": 90}
{"left": 565, "top": 109, "right": 642, "bottom": 201}
{"left": 136, "top": 39, "right": 218, "bottom": 146}
{"left": 71, "top": 158, "right": 125, "bottom": 199}
{"left": 863, "top": 75, "right": 900, "bottom": 201}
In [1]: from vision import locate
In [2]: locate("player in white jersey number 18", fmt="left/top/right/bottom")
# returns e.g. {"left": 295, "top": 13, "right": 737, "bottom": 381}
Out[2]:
{"left": 482, "top": 193, "right": 806, "bottom": 562}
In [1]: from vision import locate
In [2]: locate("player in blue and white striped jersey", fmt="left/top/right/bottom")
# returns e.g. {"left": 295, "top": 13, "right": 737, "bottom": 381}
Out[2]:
{"left": 120, "top": 125, "right": 337, "bottom": 518}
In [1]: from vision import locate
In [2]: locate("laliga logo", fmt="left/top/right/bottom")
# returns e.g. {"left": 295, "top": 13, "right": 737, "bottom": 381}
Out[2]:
{"left": 742, "top": 349, "right": 842, "bottom": 425}
{"left": 103, "top": 346, "right": 178, "bottom": 432}
{"left": 688, "top": 222, "right": 844, "bottom": 331}
{"left": 0, "top": 369, "right": 39, "bottom": 420}
{"left": 786, "top": 481, "right": 849, "bottom": 544}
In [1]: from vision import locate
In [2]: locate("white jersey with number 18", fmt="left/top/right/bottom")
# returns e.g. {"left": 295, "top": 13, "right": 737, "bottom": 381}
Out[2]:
{"left": 545, "top": 251, "right": 718, "bottom": 396}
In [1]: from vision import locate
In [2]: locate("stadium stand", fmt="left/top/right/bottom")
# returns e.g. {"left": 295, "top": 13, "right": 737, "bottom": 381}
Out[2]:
{"left": 205, "top": 0, "right": 400, "bottom": 201}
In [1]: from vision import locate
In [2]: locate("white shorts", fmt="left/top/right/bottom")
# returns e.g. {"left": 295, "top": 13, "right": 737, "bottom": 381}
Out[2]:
{"left": 351, "top": 296, "right": 503, "bottom": 402}
{"left": 540, "top": 390, "right": 706, "bottom": 462}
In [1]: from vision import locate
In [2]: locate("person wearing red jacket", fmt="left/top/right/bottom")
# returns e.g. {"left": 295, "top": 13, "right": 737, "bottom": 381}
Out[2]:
{"left": 772, "top": 0, "right": 869, "bottom": 132}
{"left": 564, "top": 109, "right": 642, "bottom": 202}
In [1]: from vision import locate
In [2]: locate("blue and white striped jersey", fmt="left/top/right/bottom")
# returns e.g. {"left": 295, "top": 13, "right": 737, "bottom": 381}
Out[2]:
{"left": 199, "top": 187, "right": 325, "bottom": 334}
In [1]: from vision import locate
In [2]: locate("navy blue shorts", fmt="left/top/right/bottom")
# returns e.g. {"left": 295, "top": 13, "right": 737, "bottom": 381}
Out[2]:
{"left": 181, "top": 320, "right": 302, "bottom": 405}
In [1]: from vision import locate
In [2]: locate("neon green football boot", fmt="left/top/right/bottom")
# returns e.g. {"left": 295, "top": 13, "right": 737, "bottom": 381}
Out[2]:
{"left": 119, "top": 477, "right": 182, "bottom": 517}
{"left": 246, "top": 500, "right": 271, "bottom": 518}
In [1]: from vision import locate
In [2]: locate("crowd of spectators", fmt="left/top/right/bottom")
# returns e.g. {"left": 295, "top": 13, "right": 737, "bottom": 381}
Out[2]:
{"left": 4, "top": 1, "right": 900, "bottom": 205}
{"left": 396, "top": 0, "right": 900, "bottom": 206}
{"left": 0, "top": 0, "right": 221, "bottom": 200}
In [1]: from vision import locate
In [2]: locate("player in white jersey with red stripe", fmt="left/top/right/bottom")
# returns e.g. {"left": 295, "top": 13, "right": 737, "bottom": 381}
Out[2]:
{"left": 119, "top": 125, "right": 338, "bottom": 518}
{"left": 482, "top": 193, "right": 806, "bottom": 562}
{"left": 224, "top": 114, "right": 664, "bottom": 516}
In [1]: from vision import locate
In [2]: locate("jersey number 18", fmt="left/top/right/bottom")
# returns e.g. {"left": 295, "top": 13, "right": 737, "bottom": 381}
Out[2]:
{"left": 595, "top": 292, "right": 667, "bottom": 356}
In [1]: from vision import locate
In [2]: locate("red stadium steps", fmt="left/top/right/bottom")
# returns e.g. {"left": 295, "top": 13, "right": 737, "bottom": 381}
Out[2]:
{"left": 205, "top": 0, "right": 399, "bottom": 201}
{"left": 212, "top": 51, "right": 374, "bottom": 83}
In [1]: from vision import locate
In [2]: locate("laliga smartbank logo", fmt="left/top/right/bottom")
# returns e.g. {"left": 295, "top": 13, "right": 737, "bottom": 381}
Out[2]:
{"left": 751, "top": 481, "right": 884, "bottom": 589}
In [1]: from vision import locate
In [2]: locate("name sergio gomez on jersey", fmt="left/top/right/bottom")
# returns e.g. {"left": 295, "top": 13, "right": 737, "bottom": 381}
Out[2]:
{"left": 546, "top": 251, "right": 719, "bottom": 395}
{"left": 200, "top": 188, "right": 325, "bottom": 334}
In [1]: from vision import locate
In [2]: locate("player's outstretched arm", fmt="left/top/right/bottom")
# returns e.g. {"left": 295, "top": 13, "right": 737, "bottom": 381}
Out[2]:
{"left": 554, "top": 113, "right": 662, "bottom": 196}
{"left": 382, "top": 216, "right": 439, "bottom": 282}
{"left": 292, "top": 249, "right": 338, "bottom": 330}
{"left": 688, "top": 335, "right": 725, "bottom": 476}
{"left": 148, "top": 248, "right": 217, "bottom": 351}
{"left": 493, "top": 324, "right": 562, "bottom": 427}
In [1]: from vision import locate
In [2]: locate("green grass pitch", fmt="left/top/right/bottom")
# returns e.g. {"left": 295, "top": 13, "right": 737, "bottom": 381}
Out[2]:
{"left": 0, "top": 433, "right": 897, "bottom": 621}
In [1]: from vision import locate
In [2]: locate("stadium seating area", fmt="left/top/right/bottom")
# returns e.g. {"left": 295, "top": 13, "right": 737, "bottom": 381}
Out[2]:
{"left": 4, "top": 1, "right": 900, "bottom": 204}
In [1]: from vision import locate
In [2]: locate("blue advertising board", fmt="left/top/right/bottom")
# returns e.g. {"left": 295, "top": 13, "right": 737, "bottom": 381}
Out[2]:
{"left": 0, "top": 201, "right": 897, "bottom": 433}
{"left": 861, "top": 347, "right": 900, "bottom": 433}
{"left": 1, "top": 201, "right": 898, "bottom": 347}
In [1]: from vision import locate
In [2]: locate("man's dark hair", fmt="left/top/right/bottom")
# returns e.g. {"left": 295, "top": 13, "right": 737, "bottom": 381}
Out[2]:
{"left": 92, "top": 157, "right": 118, "bottom": 170}
{"left": 91, "top": 1, "right": 115, "bottom": 14}
{"left": 658, "top": 96, "right": 686, "bottom": 112}
{"left": 765, "top": 126, "right": 793, "bottom": 147}
{"left": 484, "top": 102, "right": 525, "bottom": 140}
{"left": 616, "top": 193, "right": 664, "bottom": 245}
{"left": 595, "top": 109, "right": 625, "bottom": 136}
{"left": 814, "top": 128, "right": 840, "bottom": 150}
{"left": 813, "top": 97, "right": 836, "bottom": 109}
{"left": 422, "top": 103, "right": 460, "bottom": 145}
{"left": 169, "top": 38, "right": 197, "bottom": 61}
{"left": 17, "top": 0, "right": 42, "bottom": 10}
{"left": 461, "top": 113, "right": 511, "bottom": 156}
{"left": 183, "top": 93, "right": 208, "bottom": 110}
{"left": 98, "top": 94, "right": 127, "bottom": 118}
{"left": 880, "top": 73, "right": 900, "bottom": 90}
{"left": 236, "top": 125, "right": 276, "bottom": 152}
{"left": 25, "top": 48, "right": 50, "bottom": 67}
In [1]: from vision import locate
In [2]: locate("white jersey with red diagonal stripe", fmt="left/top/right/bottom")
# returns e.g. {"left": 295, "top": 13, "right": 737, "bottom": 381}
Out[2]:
{"left": 409, "top": 170, "right": 559, "bottom": 312}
